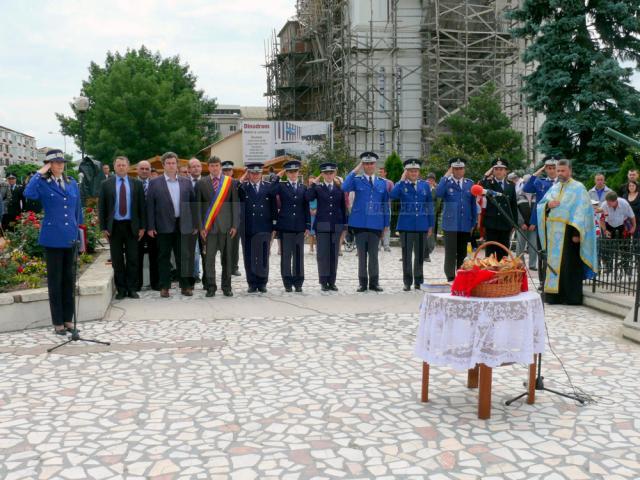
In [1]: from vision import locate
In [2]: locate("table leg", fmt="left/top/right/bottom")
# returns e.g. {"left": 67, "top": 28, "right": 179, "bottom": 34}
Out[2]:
{"left": 467, "top": 365, "right": 479, "bottom": 388}
{"left": 527, "top": 354, "right": 537, "bottom": 405}
{"left": 421, "top": 362, "right": 429, "bottom": 403}
{"left": 478, "top": 364, "right": 492, "bottom": 419}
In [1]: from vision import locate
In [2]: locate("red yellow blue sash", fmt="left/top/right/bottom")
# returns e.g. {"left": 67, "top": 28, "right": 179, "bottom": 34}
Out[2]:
{"left": 203, "top": 175, "right": 232, "bottom": 233}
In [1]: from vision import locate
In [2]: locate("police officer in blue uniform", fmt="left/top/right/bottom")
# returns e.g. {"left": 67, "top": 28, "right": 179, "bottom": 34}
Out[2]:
{"left": 390, "top": 159, "right": 435, "bottom": 290}
{"left": 272, "top": 160, "right": 310, "bottom": 292}
{"left": 222, "top": 160, "right": 242, "bottom": 277}
{"left": 435, "top": 157, "right": 478, "bottom": 282}
{"left": 238, "top": 162, "right": 277, "bottom": 293}
{"left": 479, "top": 158, "right": 518, "bottom": 260}
{"left": 342, "top": 152, "right": 390, "bottom": 292}
{"left": 523, "top": 155, "right": 559, "bottom": 283}
{"left": 23, "top": 149, "right": 83, "bottom": 335}
{"left": 306, "top": 162, "right": 347, "bottom": 291}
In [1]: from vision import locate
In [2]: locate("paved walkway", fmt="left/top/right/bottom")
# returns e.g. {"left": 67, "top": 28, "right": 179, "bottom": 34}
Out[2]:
{"left": 1, "top": 246, "right": 639, "bottom": 479}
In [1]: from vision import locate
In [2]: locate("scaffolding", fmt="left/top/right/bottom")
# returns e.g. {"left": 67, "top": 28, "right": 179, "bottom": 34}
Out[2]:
{"left": 264, "top": 0, "right": 537, "bottom": 162}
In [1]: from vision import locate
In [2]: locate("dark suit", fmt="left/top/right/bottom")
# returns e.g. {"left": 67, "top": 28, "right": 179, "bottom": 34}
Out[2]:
{"left": 273, "top": 181, "right": 310, "bottom": 289}
{"left": 99, "top": 175, "right": 146, "bottom": 295}
{"left": 238, "top": 181, "right": 277, "bottom": 289}
{"left": 2, "top": 184, "right": 22, "bottom": 229}
{"left": 137, "top": 177, "right": 159, "bottom": 290}
{"left": 195, "top": 175, "right": 239, "bottom": 292}
{"left": 480, "top": 177, "right": 518, "bottom": 260}
{"left": 147, "top": 175, "right": 197, "bottom": 289}
{"left": 305, "top": 182, "right": 347, "bottom": 286}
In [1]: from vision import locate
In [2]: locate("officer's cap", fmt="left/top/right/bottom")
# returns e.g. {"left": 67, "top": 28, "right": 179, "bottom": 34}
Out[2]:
{"left": 359, "top": 151, "right": 379, "bottom": 163}
{"left": 284, "top": 160, "right": 301, "bottom": 171}
{"left": 426, "top": 172, "right": 436, "bottom": 180}
{"left": 507, "top": 172, "right": 519, "bottom": 181}
{"left": 448, "top": 157, "right": 467, "bottom": 168}
{"left": 45, "top": 148, "right": 67, "bottom": 163}
{"left": 246, "top": 162, "right": 264, "bottom": 173}
{"left": 320, "top": 162, "right": 337, "bottom": 172}
{"left": 543, "top": 155, "right": 559, "bottom": 166}
{"left": 492, "top": 157, "right": 509, "bottom": 169}
{"left": 403, "top": 158, "right": 422, "bottom": 170}
{"left": 221, "top": 161, "right": 234, "bottom": 170}
{"left": 7, "top": 174, "right": 16, "bottom": 179}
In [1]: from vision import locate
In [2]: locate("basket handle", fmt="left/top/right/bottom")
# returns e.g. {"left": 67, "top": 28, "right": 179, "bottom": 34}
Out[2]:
{"left": 472, "top": 241, "right": 514, "bottom": 260}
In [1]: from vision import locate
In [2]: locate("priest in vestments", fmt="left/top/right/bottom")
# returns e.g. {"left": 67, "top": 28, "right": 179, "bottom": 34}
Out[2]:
{"left": 537, "top": 159, "right": 597, "bottom": 305}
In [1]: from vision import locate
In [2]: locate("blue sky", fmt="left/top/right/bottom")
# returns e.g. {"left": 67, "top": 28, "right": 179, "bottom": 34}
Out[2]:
{"left": 0, "top": 0, "right": 296, "bottom": 154}
{"left": 1, "top": 1, "right": 638, "bottom": 157}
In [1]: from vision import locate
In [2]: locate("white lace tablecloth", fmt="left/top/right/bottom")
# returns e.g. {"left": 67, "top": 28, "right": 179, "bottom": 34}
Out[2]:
{"left": 414, "top": 292, "right": 546, "bottom": 372}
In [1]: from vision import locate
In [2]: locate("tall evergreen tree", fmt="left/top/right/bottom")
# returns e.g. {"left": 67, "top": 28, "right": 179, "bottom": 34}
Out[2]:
{"left": 509, "top": 1, "right": 640, "bottom": 178}
{"left": 57, "top": 46, "right": 217, "bottom": 164}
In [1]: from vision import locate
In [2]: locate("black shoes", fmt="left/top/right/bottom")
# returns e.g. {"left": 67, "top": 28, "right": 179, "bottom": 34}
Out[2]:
{"left": 127, "top": 291, "right": 139, "bottom": 299}
{"left": 295, "top": 286, "right": 303, "bottom": 293}
{"left": 403, "top": 285, "right": 411, "bottom": 291}
{"left": 321, "top": 284, "right": 330, "bottom": 292}
{"left": 414, "top": 285, "right": 421, "bottom": 290}
{"left": 248, "top": 287, "right": 257, "bottom": 293}
{"left": 329, "top": 284, "right": 338, "bottom": 291}
{"left": 115, "top": 291, "right": 126, "bottom": 300}
{"left": 223, "top": 290, "right": 233, "bottom": 297}
{"left": 54, "top": 328, "right": 67, "bottom": 336}
{"left": 232, "top": 270, "right": 241, "bottom": 277}
{"left": 285, "top": 286, "right": 293, "bottom": 292}
{"left": 357, "top": 286, "right": 367, "bottom": 292}
{"left": 206, "top": 288, "right": 215, "bottom": 297}
{"left": 258, "top": 286, "right": 267, "bottom": 293}
{"left": 370, "top": 286, "right": 384, "bottom": 292}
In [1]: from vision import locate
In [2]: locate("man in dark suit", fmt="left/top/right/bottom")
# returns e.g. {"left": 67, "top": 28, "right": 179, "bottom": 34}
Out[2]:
{"left": 480, "top": 158, "right": 518, "bottom": 259}
{"left": 146, "top": 152, "right": 198, "bottom": 298}
{"left": 196, "top": 156, "right": 239, "bottom": 297}
{"left": 2, "top": 174, "right": 22, "bottom": 230}
{"left": 222, "top": 160, "right": 242, "bottom": 277}
{"left": 272, "top": 160, "right": 310, "bottom": 292}
{"left": 135, "top": 160, "right": 159, "bottom": 291}
{"left": 99, "top": 156, "right": 146, "bottom": 299}
{"left": 238, "top": 162, "right": 277, "bottom": 293}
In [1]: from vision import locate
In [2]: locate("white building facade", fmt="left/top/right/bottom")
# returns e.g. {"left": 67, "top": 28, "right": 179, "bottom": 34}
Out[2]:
{"left": 0, "top": 126, "right": 38, "bottom": 178}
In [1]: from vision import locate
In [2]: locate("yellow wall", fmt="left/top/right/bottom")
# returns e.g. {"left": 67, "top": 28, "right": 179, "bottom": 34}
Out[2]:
{"left": 209, "top": 131, "right": 244, "bottom": 166}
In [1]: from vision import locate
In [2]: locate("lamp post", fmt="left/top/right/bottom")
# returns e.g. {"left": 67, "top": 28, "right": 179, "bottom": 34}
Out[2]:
{"left": 47, "top": 130, "right": 67, "bottom": 155}
{"left": 72, "top": 96, "right": 89, "bottom": 177}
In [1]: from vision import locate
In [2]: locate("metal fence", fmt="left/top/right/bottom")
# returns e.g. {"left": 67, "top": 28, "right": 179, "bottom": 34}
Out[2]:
{"left": 584, "top": 238, "right": 640, "bottom": 322}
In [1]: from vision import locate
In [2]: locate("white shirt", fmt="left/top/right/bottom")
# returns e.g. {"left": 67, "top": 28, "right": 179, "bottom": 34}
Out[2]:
{"left": 164, "top": 174, "right": 181, "bottom": 217}
{"left": 602, "top": 198, "right": 634, "bottom": 228}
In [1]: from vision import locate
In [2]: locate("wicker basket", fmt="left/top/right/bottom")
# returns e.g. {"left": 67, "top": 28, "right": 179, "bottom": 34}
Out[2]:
{"left": 467, "top": 241, "right": 525, "bottom": 298}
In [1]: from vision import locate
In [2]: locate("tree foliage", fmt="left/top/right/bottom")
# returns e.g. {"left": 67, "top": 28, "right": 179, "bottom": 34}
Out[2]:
{"left": 5, "top": 163, "right": 40, "bottom": 182}
{"left": 304, "top": 137, "right": 357, "bottom": 178}
{"left": 383, "top": 152, "right": 403, "bottom": 183}
{"left": 57, "top": 46, "right": 217, "bottom": 165}
{"left": 428, "top": 83, "right": 526, "bottom": 180}
{"left": 509, "top": 1, "right": 640, "bottom": 180}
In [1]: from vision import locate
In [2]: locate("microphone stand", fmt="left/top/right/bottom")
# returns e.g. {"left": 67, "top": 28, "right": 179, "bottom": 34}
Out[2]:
{"left": 48, "top": 240, "right": 111, "bottom": 353}
{"left": 478, "top": 192, "right": 585, "bottom": 406}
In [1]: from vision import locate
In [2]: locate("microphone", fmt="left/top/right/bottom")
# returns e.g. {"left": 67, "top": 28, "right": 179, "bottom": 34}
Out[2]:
{"left": 470, "top": 184, "right": 504, "bottom": 197}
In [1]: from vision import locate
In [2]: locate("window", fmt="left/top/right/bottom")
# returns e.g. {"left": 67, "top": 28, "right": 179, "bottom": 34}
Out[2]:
{"left": 229, "top": 125, "right": 237, "bottom": 132}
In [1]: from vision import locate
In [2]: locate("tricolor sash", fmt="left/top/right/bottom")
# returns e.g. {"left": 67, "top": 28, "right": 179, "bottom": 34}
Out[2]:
{"left": 203, "top": 175, "right": 232, "bottom": 233}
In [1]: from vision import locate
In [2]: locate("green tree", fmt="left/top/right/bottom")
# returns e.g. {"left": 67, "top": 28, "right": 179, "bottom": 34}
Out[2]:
{"left": 607, "top": 154, "right": 639, "bottom": 192}
{"left": 5, "top": 163, "right": 40, "bottom": 182}
{"left": 304, "top": 137, "right": 357, "bottom": 178}
{"left": 383, "top": 152, "right": 403, "bottom": 183}
{"left": 509, "top": 1, "right": 640, "bottom": 180}
{"left": 429, "top": 83, "right": 526, "bottom": 180}
{"left": 57, "top": 46, "right": 217, "bottom": 165}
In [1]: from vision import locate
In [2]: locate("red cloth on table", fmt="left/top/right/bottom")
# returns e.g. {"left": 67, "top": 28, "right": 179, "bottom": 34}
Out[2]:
{"left": 451, "top": 267, "right": 496, "bottom": 297}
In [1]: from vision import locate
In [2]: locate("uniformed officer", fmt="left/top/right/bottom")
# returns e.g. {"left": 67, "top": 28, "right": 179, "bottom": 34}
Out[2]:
{"left": 23, "top": 149, "right": 83, "bottom": 335}
{"left": 306, "top": 162, "right": 347, "bottom": 291}
{"left": 390, "top": 159, "right": 435, "bottom": 290}
{"left": 479, "top": 158, "right": 518, "bottom": 259}
{"left": 2, "top": 173, "right": 22, "bottom": 230}
{"left": 272, "top": 160, "right": 310, "bottom": 292}
{"left": 342, "top": 152, "right": 390, "bottom": 292}
{"left": 222, "top": 160, "right": 242, "bottom": 277}
{"left": 238, "top": 162, "right": 277, "bottom": 293}
{"left": 435, "top": 157, "right": 478, "bottom": 282}
{"left": 523, "top": 155, "right": 559, "bottom": 283}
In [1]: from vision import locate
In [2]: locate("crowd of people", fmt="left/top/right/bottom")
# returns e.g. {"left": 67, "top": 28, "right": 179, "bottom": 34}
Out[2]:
{"left": 3, "top": 147, "right": 621, "bottom": 333}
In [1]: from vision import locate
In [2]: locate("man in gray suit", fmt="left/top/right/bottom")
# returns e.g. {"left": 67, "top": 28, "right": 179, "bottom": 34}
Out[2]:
{"left": 196, "top": 156, "right": 239, "bottom": 297}
{"left": 147, "top": 152, "right": 198, "bottom": 298}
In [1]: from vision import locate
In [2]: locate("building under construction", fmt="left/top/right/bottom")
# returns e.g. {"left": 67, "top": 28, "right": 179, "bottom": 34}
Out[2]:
{"left": 264, "top": 0, "right": 537, "bottom": 162}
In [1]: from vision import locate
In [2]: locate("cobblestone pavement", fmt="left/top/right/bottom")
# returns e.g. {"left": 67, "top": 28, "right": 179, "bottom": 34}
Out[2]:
{"left": 1, "top": 246, "right": 639, "bottom": 480}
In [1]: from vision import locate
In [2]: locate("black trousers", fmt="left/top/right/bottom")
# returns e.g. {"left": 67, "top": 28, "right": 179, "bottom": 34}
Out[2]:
{"left": 137, "top": 232, "right": 159, "bottom": 290}
{"left": 443, "top": 231, "right": 470, "bottom": 281}
{"left": 45, "top": 247, "right": 75, "bottom": 326}
{"left": 242, "top": 232, "right": 271, "bottom": 288}
{"left": 317, "top": 230, "right": 341, "bottom": 285}
{"left": 355, "top": 230, "right": 381, "bottom": 287}
{"left": 157, "top": 219, "right": 195, "bottom": 289}
{"left": 204, "top": 231, "right": 233, "bottom": 292}
{"left": 280, "top": 231, "right": 305, "bottom": 288}
{"left": 109, "top": 220, "right": 139, "bottom": 294}
{"left": 484, "top": 228, "right": 512, "bottom": 260}
{"left": 400, "top": 231, "right": 426, "bottom": 287}
{"left": 231, "top": 232, "right": 240, "bottom": 272}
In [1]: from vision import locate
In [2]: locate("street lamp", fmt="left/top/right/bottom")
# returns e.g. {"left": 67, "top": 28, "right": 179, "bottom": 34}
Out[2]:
{"left": 73, "top": 96, "right": 90, "bottom": 169}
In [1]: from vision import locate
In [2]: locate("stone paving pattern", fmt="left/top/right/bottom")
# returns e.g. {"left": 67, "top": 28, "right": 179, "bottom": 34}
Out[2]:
{"left": 1, "top": 246, "right": 639, "bottom": 479}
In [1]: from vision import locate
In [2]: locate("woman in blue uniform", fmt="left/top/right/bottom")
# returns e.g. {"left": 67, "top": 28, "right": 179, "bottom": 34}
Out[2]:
{"left": 23, "top": 149, "right": 83, "bottom": 335}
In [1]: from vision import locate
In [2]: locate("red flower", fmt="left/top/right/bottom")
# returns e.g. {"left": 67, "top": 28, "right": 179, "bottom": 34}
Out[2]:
{"left": 86, "top": 207, "right": 94, "bottom": 213}
{"left": 17, "top": 266, "right": 24, "bottom": 274}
